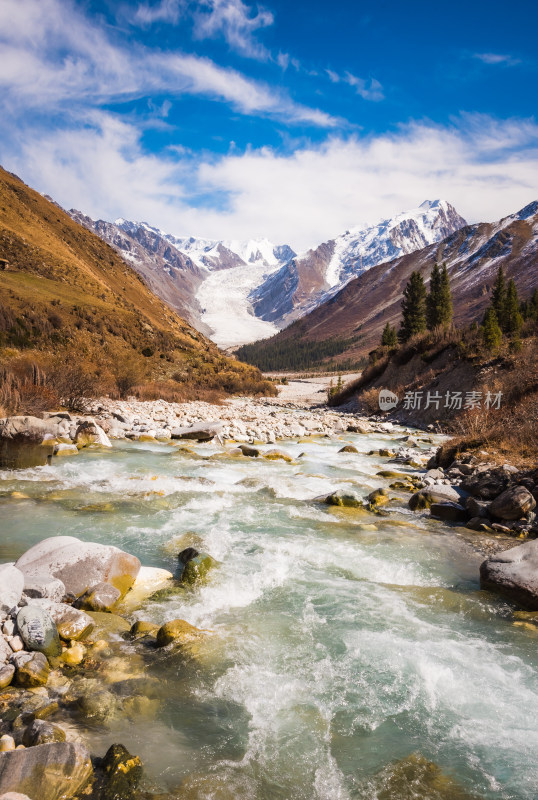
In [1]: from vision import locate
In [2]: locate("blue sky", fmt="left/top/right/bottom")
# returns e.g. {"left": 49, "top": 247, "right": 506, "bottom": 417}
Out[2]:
{"left": 1, "top": 0, "right": 537, "bottom": 249}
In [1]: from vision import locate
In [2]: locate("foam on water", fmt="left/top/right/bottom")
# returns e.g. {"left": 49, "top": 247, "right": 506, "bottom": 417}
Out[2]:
{"left": 1, "top": 430, "right": 538, "bottom": 798}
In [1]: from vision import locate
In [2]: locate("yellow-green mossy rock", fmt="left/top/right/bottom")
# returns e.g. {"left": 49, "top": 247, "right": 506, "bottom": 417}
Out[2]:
{"left": 325, "top": 490, "right": 364, "bottom": 508}
{"left": 85, "top": 611, "right": 131, "bottom": 640}
{"left": 374, "top": 752, "right": 480, "bottom": 799}
{"left": 156, "top": 619, "right": 204, "bottom": 648}
{"left": 378, "top": 448, "right": 395, "bottom": 457}
{"left": 338, "top": 445, "right": 358, "bottom": 454}
{"left": 180, "top": 553, "right": 217, "bottom": 586}
{"left": 390, "top": 480, "right": 415, "bottom": 491}
{"left": 367, "top": 488, "right": 390, "bottom": 509}
{"left": 376, "top": 470, "right": 409, "bottom": 479}
{"left": 263, "top": 450, "right": 294, "bottom": 463}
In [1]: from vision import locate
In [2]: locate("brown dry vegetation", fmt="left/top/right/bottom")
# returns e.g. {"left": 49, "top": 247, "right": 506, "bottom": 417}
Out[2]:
{"left": 0, "top": 168, "right": 275, "bottom": 413}
{"left": 330, "top": 324, "right": 538, "bottom": 466}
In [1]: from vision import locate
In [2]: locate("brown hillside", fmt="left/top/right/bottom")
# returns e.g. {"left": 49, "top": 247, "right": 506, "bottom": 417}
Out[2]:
{"left": 0, "top": 167, "right": 273, "bottom": 409}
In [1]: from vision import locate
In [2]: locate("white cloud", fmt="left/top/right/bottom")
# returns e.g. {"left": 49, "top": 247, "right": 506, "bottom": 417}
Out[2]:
{"left": 473, "top": 52, "right": 521, "bottom": 66}
{"left": 6, "top": 113, "right": 538, "bottom": 253}
{"left": 134, "top": 0, "right": 185, "bottom": 24}
{"left": 325, "top": 69, "right": 384, "bottom": 101}
{"left": 193, "top": 0, "right": 273, "bottom": 60}
{"left": 0, "top": 0, "right": 336, "bottom": 127}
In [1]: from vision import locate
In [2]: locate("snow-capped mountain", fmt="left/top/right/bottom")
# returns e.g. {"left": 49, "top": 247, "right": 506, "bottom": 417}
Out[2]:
{"left": 69, "top": 200, "right": 465, "bottom": 348}
{"left": 251, "top": 200, "right": 466, "bottom": 327}
{"left": 245, "top": 199, "right": 538, "bottom": 364}
{"left": 69, "top": 210, "right": 295, "bottom": 339}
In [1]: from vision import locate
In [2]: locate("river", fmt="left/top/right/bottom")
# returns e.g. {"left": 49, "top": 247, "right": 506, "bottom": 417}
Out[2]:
{"left": 1, "top": 426, "right": 537, "bottom": 799}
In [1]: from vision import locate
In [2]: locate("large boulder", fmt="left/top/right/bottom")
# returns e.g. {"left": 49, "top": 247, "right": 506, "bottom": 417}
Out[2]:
{"left": 74, "top": 420, "right": 111, "bottom": 448}
{"left": 170, "top": 421, "right": 223, "bottom": 442}
{"left": 0, "top": 565, "right": 24, "bottom": 621}
{"left": 409, "top": 484, "right": 463, "bottom": 511}
{"left": 480, "top": 540, "right": 538, "bottom": 609}
{"left": 15, "top": 536, "right": 140, "bottom": 598}
{"left": 430, "top": 502, "right": 468, "bottom": 522}
{"left": 16, "top": 606, "right": 62, "bottom": 659}
{"left": 489, "top": 486, "right": 536, "bottom": 521}
{"left": 0, "top": 742, "right": 93, "bottom": 800}
{"left": 461, "top": 467, "right": 512, "bottom": 500}
{"left": 0, "top": 417, "right": 56, "bottom": 469}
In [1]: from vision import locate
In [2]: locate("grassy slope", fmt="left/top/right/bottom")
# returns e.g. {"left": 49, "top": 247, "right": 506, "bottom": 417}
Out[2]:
{"left": 0, "top": 167, "right": 273, "bottom": 405}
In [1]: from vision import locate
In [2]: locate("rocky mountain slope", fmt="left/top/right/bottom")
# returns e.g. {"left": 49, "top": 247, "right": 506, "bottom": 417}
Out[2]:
{"left": 0, "top": 167, "right": 273, "bottom": 404}
{"left": 238, "top": 201, "right": 538, "bottom": 370}
{"left": 251, "top": 200, "right": 466, "bottom": 327}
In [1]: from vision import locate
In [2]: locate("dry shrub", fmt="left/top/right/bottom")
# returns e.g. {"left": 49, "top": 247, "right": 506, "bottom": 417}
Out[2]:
{"left": 356, "top": 387, "right": 382, "bottom": 415}
{"left": 132, "top": 381, "right": 224, "bottom": 405}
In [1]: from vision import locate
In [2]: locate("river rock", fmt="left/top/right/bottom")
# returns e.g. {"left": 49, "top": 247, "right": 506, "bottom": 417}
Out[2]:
{"left": 85, "top": 611, "right": 130, "bottom": 639}
{"left": 239, "top": 444, "right": 260, "bottom": 457}
{"left": 129, "top": 621, "right": 160, "bottom": 640}
{"left": 43, "top": 603, "right": 94, "bottom": 642}
{"left": 263, "top": 449, "right": 294, "bottom": 463}
{"left": 408, "top": 485, "right": 463, "bottom": 511}
{"left": 489, "top": 486, "right": 536, "bottom": 521}
{"left": 53, "top": 443, "right": 78, "bottom": 457}
{"left": 0, "top": 416, "right": 57, "bottom": 469}
{"left": 367, "top": 488, "right": 389, "bottom": 508}
{"left": 0, "top": 666, "right": 14, "bottom": 689}
{"left": 0, "top": 742, "right": 93, "bottom": 800}
{"left": 178, "top": 549, "right": 217, "bottom": 585}
{"left": 75, "top": 583, "right": 121, "bottom": 613}
{"left": 170, "top": 421, "right": 223, "bottom": 442}
{"left": 0, "top": 735, "right": 16, "bottom": 753}
{"left": 465, "top": 496, "right": 490, "bottom": 518}
{"left": 93, "top": 744, "right": 143, "bottom": 800}
{"left": 22, "top": 574, "right": 65, "bottom": 604}
{"left": 16, "top": 607, "right": 62, "bottom": 659}
{"left": 156, "top": 619, "right": 204, "bottom": 648}
{"left": 325, "top": 490, "right": 363, "bottom": 508}
{"left": 461, "top": 467, "right": 512, "bottom": 500}
{"left": 0, "top": 639, "right": 12, "bottom": 665}
{"left": 339, "top": 445, "right": 359, "bottom": 454}
{"left": 74, "top": 421, "right": 112, "bottom": 448}
{"left": 21, "top": 720, "right": 66, "bottom": 748}
{"left": 11, "top": 652, "right": 50, "bottom": 688}
{"left": 480, "top": 540, "right": 538, "bottom": 609}
{"left": 430, "top": 502, "right": 468, "bottom": 522}
{"left": 119, "top": 566, "right": 174, "bottom": 612}
{"left": 15, "top": 536, "right": 141, "bottom": 598}
{"left": 0, "top": 565, "right": 24, "bottom": 621}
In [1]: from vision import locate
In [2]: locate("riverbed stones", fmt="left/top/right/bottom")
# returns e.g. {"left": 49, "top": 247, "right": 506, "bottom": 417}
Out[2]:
{"left": 156, "top": 619, "right": 203, "bottom": 648}
{"left": 430, "top": 502, "right": 468, "bottom": 522}
{"left": 11, "top": 652, "right": 50, "bottom": 688}
{"left": 367, "top": 488, "right": 389, "bottom": 509}
{"left": 75, "top": 582, "right": 121, "bottom": 613}
{"left": 480, "top": 540, "right": 538, "bottom": 609}
{"left": 0, "top": 666, "right": 14, "bottom": 689}
{"left": 129, "top": 621, "right": 160, "bottom": 640}
{"left": 0, "top": 742, "right": 93, "bottom": 800}
{"left": 119, "top": 565, "right": 174, "bottom": 612}
{"left": 465, "top": 496, "right": 490, "bottom": 518}
{"left": 0, "top": 566, "right": 24, "bottom": 621}
{"left": 16, "top": 607, "right": 61, "bottom": 659}
{"left": 85, "top": 612, "right": 130, "bottom": 639}
{"left": 0, "top": 735, "right": 16, "bottom": 753}
{"left": 489, "top": 486, "right": 536, "bottom": 521}
{"left": 408, "top": 484, "right": 463, "bottom": 511}
{"left": 0, "top": 416, "right": 57, "bottom": 469}
{"left": 239, "top": 444, "right": 260, "bottom": 457}
{"left": 339, "top": 445, "right": 358, "bottom": 454}
{"left": 44, "top": 604, "right": 94, "bottom": 642}
{"left": 263, "top": 449, "right": 294, "bottom": 462}
{"left": 0, "top": 639, "right": 12, "bottom": 665}
{"left": 15, "top": 536, "right": 141, "bottom": 598}
{"left": 21, "top": 720, "right": 66, "bottom": 747}
{"left": 170, "top": 421, "right": 223, "bottom": 442}
{"left": 461, "top": 467, "right": 512, "bottom": 500}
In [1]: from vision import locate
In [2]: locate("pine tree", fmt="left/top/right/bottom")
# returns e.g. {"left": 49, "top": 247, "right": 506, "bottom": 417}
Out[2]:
{"left": 381, "top": 322, "right": 397, "bottom": 347}
{"left": 398, "top": 271, "right": 427, "bottom": 343}
{"left": 504, "top": 279, "right": 523, "bottom": 334}
{"left": 522, "top": 288, "right": 538, "bottom": 321}
{"left": 482, "top": 307, "right": 502, "bottom": 351}
{"left": 426, "top": 263, "right": 453, "bottom": 329}
{"left": 490, "top": 266, "right": 507, "bottom": 330}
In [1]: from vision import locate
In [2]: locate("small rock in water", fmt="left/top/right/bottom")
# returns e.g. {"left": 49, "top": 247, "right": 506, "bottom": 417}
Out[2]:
{"left": 129, "top": 621, "right": 160, "bottom": 640}
{"left": 93, "top": 744, "right": 143, "bottom": 800}
{"left": 178, "top": 551, "right": 217, "bottom": 585}
{"left": 61, "top": 642, "right": 86, "bottom": 666}
{"left": 75, "top": 582, "right": 121, "bottom": 613}
{"left": 338, "top": 445, "right": 358, "bottom": 454}
{"left": 16, "top": 606, "right": 62, "bottom": 659}
{"left": 11, "top": 652, "right": 50, "bottom": 688}
{"left": 324, "top": 490, "right": 364, "bottom": 509}
{"left": 239, "top": 444, "right": 260, "bottom": 457}
{"left": 156, "top": 619, "right": 204, "bottom": 648}
{"left": 45, "top": 604, "right": 94, "bottom": 642}
{"left": 0, "top": 735, "right": 16, "bottom": 752}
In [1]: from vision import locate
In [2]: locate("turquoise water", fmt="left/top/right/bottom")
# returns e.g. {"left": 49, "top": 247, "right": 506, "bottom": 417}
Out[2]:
{"left": 1, "top": 430, "right": 537, "bottom": 799}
